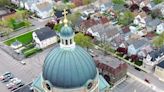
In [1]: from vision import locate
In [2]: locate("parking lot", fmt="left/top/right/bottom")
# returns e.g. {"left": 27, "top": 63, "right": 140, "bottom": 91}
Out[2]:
{"left": 112, "top": 77, "right": 156, "bottom": 92}
{"left": 0, "top": 46, "right": 53, "bottom": 92}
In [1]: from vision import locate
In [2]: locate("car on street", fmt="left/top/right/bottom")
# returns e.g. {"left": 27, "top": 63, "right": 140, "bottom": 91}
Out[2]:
{"left": 20, "top": 61, "right": 26, "bottom": 65}
{"left": 144, "top": 79, "right": 150, "bottom": 83}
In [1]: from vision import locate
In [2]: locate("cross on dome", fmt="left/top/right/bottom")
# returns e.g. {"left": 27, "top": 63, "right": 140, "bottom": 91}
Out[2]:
{"left": 62, "top": 9, "right": 68, "bottom": 26}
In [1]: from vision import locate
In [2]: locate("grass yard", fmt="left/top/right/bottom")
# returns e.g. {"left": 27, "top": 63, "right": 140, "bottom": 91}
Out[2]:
{"left": 4, "top": 31, "right": 33, "bottom": 46}
{"left": 23, "top": 48, "right": 42, "bottom": 57}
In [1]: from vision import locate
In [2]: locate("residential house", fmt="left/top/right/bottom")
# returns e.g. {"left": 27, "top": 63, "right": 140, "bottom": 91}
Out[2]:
{"left": 156, "top": 23, "right": 164, "bottom": 34}
{"left": 31, "top": 2, "right": 54, "bottom": 19}
{"left": 32, "top": 27, "right": 57, "bottom": 49}
{"left": 80, "top": 19, "right": 98, "bottom": 32}
{"left": 144, "top": 46, "right": 164, "bottom": 66}
{"left": 146, "top": 18, "right": 161, "bottom": 32}
{"left": 94, "top": 55, "right": 128, "bottom": 85}
{"left": 111, "top": 35, "right": 125, "bottom": 49}
{"left": 11, "top": 0, "right": 54, "bottom": 19}
{"left": 122, "top": 26, "right": 132, "bottom": 41}
{"left": 11, "top": 40, "right": 23, "bottom": 50}
{"left": 153, "top": 2, "right": 164, "bottom": 18}
{"left": 139, "top": 0, "right": 153, "bottom": 9}
{"left": 133, "top": 12, "right": 148, "bottom": 28}
{"left": 100, "top": 2, "right": 113, "bottom": 12}
{"left": 127, "top": 38, "right": 149, "bottom": 56}
{"left": 87, "top": 24, "right": 121, "bottom": 42}
{"left": 71, "top": 0, "right": 83, "bottom": 6}
{"left": 155, "top": 60, "right": 164, "bottom": 82}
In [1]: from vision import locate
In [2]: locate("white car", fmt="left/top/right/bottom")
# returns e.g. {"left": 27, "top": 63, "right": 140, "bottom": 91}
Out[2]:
{"left": 7, "top": 78, "right": 21, "bottom": 87}
{"left": 20, "top": 61, "right": 26, "bottom": 65}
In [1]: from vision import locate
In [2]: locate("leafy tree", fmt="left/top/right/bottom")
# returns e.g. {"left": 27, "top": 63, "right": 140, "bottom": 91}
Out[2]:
{"left": 74, "top": 33, "right": 93, "bottom": 49}
{"left": 118, "top": 11, "right": 134, "bottom": 26}
{"left": 153, "top": 0, "right": 163, "bottom": 4}
{"left": 63, "top": 0, "right": 69, "bottom": 3}
{"left": 112, "top": 0, "right": 125, "bottom": 5}
{"left": 153, "top": 35, "right": 164, "bottom": 48}
{"left": 54, "top": 23, "right": 63, "bottom": 32}
{"left": 0, "top": 0, "right": 11, "bottom": 6}
{"left": 82, "top": 0, "right": 91, "bottom": 5}
{"left": 67, "top": 12, "right": 81, "bottom": 27}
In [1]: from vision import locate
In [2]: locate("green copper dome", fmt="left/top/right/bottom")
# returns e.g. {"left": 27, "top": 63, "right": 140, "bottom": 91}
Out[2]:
{"left": 43, "top": 46, "right": 97, "bottom": 88}
{"left": 60, "top": 26, "right": 74, "bottom": 37}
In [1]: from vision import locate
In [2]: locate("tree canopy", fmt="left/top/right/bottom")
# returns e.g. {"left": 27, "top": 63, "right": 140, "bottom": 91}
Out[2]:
{"left": 153, "top": 32, "right": 164, "bottom": 48}
{"left": 153, "top": 0, "right": 163, "bottom": 4}
{"left": 118, "top": 11, "right": 134, "bottom": 26}
{"left": 0, "top": 0, "right": 10, "bottom": 6}
{"left": 74, "top": 33, "right": 93, "bottom": 48}
{"left": 112, "top": 0, "right": 125, "bottom": 5}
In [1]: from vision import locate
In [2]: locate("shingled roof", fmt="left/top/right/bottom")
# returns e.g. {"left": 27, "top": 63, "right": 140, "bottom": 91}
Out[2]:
{"left": 35, "top": 27, "right": 56, "bottom": 41}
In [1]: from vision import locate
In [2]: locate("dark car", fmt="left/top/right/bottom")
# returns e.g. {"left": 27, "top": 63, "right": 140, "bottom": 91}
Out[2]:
{"left": 10, "top": 82, "right": 24, "bottom": 91}
{"left": 144, "top": 79, "right": 150, "bottom": 83}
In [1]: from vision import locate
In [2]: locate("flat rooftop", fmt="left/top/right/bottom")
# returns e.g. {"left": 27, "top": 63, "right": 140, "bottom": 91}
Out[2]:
{"left": 94, "top": 55, "right": 124, "bottom": 69}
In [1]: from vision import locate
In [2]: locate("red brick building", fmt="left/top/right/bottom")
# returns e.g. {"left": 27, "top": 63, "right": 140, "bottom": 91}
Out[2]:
{"left": 94, "top": 55, "right": 128, "bottom": 85}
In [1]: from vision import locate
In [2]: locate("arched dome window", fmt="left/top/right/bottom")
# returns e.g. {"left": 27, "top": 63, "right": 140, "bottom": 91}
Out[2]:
{"left": 43, "top": 81, "right": 52, "bottom": 92}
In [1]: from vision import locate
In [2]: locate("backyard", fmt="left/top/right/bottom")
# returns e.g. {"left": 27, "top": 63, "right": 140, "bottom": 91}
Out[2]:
{"left": 3, "top": 31, "right": 41, "bottom": 58}
{"left": 4, "top": 31, "right": 33, "bottom": 46}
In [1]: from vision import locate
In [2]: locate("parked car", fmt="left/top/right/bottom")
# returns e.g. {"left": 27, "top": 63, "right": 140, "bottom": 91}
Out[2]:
{"left": 1, "top": 74, "right": 14, "bottom": 83}
{"left": 10, "top": 82, "right": 24, "bottom": 91}
{"left": 7, "top": 78, "right": 21, "bottom": 89}
{"left": 0, "top": 72, "right": 11, "bottom": 80}
{"left": 7, "top": 82, "right": 22, "bottom": 89}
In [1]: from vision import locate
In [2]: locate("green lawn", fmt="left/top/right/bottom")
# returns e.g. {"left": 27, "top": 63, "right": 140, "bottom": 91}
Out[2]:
{"left": 4, "top": 31, "right": 33, "bottom": 46}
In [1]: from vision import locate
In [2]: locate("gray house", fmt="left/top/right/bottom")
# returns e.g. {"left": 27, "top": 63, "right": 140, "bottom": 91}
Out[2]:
{"left": 127, "top": 38, "right": 149, "bottom": 55}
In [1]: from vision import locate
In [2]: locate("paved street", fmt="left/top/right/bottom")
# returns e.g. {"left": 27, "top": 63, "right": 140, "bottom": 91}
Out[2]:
{"left": 0, "top": 45, "right": 54, "bottom": 92}
{"left": 128, "top": 65, "right": 164, "bottom": 92}
{"left": 112, "top": 77, "right": 155, "bottom": 92}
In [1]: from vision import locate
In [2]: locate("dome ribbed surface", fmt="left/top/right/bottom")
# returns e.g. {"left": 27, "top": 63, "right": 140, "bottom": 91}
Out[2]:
{"left": 60, "top": 26, "right": 73, "bottom": 37}
{"left": 43, "top": 46, "right": 97, "bottom": 88}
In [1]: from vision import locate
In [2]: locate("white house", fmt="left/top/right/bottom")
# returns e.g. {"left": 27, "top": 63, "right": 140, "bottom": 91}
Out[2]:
{"left": 156, "top": 23, "right": 164, "bottom": 34}
{"left": 133, "top": 12, "right": 147, "bottom": 28}
{"left": 143, "top": 46, "right": 164, "bottom": 66}
{"left": 87, "top": 24, "right": 121, "bottom": 42}
{"left": 33, "top": 27, "right": 57, "bottom": 49}
{"left": 11, "top": 40, "right": 23, "bottom": 49}
{"left": 11, "top": 0, "right": 54, "bottom": 19}
{"left": 31, "top": 1, "right": 54, "bottom": 19}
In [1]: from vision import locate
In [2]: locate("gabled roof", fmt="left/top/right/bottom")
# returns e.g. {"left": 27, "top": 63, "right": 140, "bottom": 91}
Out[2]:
{"left": 149, "top": 51, "right": 160, "bottom": 61}
{"left": 157, "top": 60, "right": 164, "bottom": 68}
{"left": 81, "top": 19, "right": 98, "bottom": 29}
{"left": 35, "top": 27, "right": 56, "bottom": 41}
{"left": 36, "top": 2, "right": 52, "bottom": 12}
{"left": 129, "top": 39, "right": 149, "bottom": 49}
{"left": 147, "top": 18, "right": 161, "bottom": 27}
{"left": 103, "top": 25, "right": 120, "bottom": 38}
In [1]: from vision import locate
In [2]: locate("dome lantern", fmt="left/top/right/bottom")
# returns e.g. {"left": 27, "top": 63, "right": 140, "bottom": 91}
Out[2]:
{"left": 59, "top": 9, "right": 75, "bottom": 49}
